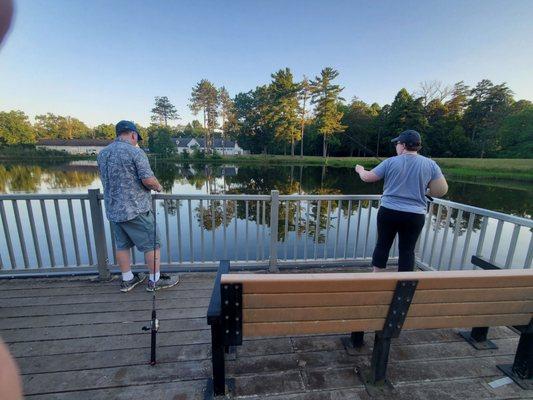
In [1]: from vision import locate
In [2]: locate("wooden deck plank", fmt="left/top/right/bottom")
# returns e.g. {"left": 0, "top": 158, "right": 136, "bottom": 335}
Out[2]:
{"left": 262, "top": 378, "right": 522, "bottom": 400}
{"left": 7, "top": 330, "right": 211, "bottom": 358}
{"left": 15, "top": 344, "right": 210, "bottom": 375}
{"left": 19, "top": 340, "right": 523, "bottom": 397}
{"left": 0, "top": 273, "right": 215, "bottom": 290}
{"left": 0, "top": 317, "right": 206, "bottom": 343}
{"left": 0, "top": 281, "right": 213, "bottom": 298}
{"left": 0, "top": 297, "right": 211, "bottom": 320}
{"left": 1, "top": 272, "right": 532, "bottom": 399}
{"left": 1, "top": 295, "right": 208, "bottom": 318}
{"left": 289, "top": 326, "right": 518, "bottom": 352}
{"left": 0, "top": 305, "right": 208, "bottom": 329}
{"left": 303, "top": 355, "right": 516, "bottom": 390}
{"left": 0, "top": 289, "right": 213, "bottom": 307}
{"left": 25, "top": 380, "right": 209, "bottom": 400}
{"left": 24, "top": 372, "right": 307, "bottom": 400}
{"left": 25, "top": 376, "right": 530, "bottom": 400}
{"left": 21, "top": 359, "right": 210, "bottom": 396}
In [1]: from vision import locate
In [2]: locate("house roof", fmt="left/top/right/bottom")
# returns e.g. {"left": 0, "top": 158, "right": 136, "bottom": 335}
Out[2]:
{"left": 176, "top": 137, "right": 237, "bottom": 148}
{"left": 37, "top": 139, "right": 113, "bottom": 147}
{"left": 176, "top": 138, "right": 196, "bottom": 147}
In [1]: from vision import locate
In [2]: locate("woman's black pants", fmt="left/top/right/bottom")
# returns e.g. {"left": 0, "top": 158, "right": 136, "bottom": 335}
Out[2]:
{"left": 372, "top": 206, "right": 426, "bottom": 272}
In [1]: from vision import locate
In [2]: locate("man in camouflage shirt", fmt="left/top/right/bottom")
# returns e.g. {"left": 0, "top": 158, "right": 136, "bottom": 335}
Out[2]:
{"left": 97, "top": 120, "right": 179, "bottom": 292}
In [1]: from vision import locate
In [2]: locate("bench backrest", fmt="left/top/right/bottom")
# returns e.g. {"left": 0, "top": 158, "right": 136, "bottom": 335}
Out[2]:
{"left": 220, "top": 269, "right": 533, "bottom": 337}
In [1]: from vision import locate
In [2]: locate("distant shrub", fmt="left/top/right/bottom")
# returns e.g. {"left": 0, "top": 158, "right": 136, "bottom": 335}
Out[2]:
{"left": 192, "top": 148, "right": 205, "bottom": 159}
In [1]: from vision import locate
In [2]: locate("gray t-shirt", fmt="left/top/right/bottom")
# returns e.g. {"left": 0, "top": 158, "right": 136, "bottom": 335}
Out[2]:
{"left": 371, "top": 154, "right": 443, "bottom": 214}
{"left": 97, "top": 139, "right": 155, "bottom": 222}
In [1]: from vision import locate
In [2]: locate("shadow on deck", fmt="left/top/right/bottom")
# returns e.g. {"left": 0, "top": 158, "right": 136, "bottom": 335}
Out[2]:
{"left": 0, "top": 270, "right": 531, "bottom": 399}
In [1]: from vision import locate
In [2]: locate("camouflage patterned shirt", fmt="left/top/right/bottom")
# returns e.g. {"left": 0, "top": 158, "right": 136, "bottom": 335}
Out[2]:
{"left": 97, "top": 139, "right": 154, "bottom": 222}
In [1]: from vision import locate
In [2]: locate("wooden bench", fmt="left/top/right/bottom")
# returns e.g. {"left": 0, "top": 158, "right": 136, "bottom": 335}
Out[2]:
{"left": 206, "top": 261, "right": 533, "bottom": 396}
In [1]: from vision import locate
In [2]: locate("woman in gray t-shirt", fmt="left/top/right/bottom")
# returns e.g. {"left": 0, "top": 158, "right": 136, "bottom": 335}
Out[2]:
{"left": 355, "top": 130, "right": 448, "bottom": 272}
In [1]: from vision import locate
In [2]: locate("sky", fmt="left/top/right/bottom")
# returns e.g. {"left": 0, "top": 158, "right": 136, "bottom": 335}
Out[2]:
{"left": 0, "top": 0, "right": 532, "bottom": 127}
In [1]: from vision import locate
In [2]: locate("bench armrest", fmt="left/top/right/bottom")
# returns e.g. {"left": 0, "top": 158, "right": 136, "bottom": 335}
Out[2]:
{"left": 207, "top": 260, "right": 231, "bottom": 325}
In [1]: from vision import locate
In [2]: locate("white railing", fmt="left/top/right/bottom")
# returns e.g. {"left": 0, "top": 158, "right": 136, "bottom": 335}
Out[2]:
{"left": 417, "top": 198, "right": 533, "bottom": 271}
{"left": 0, "top": 190, "right": 531, "bottom": 277}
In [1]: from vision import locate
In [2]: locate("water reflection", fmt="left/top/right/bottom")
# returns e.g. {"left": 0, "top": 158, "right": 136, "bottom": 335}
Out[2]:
{"left": 0, "top": 160, "right": 530, "bottom": 217}
{"left": 0, "top": 163, "right": 98, "bottom": 192}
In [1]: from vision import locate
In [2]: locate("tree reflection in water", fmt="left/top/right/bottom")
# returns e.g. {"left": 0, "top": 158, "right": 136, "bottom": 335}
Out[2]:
{"left": 0, "top": 163, "right": 98, "bottom": 192}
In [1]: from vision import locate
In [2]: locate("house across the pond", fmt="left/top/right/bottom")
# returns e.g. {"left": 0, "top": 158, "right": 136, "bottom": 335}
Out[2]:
{"left": 36, "top": 139, "right": 112, "bottom": 155}
{"left": 175, "top": 137, "right": 245, "bottom": 155}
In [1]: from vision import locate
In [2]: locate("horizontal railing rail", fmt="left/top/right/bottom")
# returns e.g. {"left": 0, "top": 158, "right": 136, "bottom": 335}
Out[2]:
{"left": 0, "top": 190, "right": 531, "bottom": 277}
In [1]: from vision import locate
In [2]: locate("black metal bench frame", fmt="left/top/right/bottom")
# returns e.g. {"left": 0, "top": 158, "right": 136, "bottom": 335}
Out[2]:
{"left": 206, "top": 260, "right": 533, "bottom": 397}
{"left": 455, "top": 255, "right": 533, "bottom": 389}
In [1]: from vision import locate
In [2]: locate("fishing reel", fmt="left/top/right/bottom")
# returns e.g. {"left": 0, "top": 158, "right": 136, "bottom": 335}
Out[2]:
{"left": 142, "top": 316, "right": 159, "bottom": 332}
{"left": 142, "top": 309, "right": 159, "bottom": 365}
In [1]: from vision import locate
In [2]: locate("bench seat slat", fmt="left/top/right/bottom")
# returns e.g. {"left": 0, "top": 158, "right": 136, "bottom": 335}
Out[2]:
{"left": 243, "top": 313, "right": 531, "bottom": 337}
{"left": 245, "top": 305, "right": 389, "bottom": 322}
{"left": 243, "top": 287, "right": 533, "bottom": 308}
{"left": 243, "top": 301, "right": 533, "bottom": 323}
{"left": 403, "top": 313, "right": 532, "bottom": 330}
{"left": 223, "top": 270, "right": 533, "bottom": 293}
{"left": 243, "top": 318, "right": 385, "bottom": 336}
{"left": 244, "top": 292, "right": 393, "bottom": 308}
{"left": 414, "top": 287, "right": 533, "bottom": 304}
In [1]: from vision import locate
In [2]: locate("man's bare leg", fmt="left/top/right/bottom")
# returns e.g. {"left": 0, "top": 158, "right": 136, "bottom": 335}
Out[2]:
{"left": 145, "top": 248, "right": 179, "bottom": 291}
{"left": 116, "top": 249, "right": 132, "bottom": 274}
{"left": 117, "top": 249, "right": 146, "bottom": 291}
{"left": 145, "top": 248, "right": 160, "bottom": 281}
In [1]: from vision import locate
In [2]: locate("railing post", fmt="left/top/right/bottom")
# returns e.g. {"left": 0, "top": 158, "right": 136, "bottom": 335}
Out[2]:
{"left": 88, "top": 189, "right": 110, "bottom": 280}
{"left": 269, "top": 190, "right": 280, "bottom": 272}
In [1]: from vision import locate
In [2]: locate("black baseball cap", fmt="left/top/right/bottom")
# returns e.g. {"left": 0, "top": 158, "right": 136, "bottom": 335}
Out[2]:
{"left": 391, "top": 129, "right": 421, "bottom": 145}
{"left": 115, "top": 120, "right": 142, "bottom": 140}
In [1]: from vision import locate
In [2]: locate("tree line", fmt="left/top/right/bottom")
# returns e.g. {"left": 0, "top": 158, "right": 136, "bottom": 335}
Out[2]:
{"left": 1, "top": 69, "right": 531, "bottom": 158}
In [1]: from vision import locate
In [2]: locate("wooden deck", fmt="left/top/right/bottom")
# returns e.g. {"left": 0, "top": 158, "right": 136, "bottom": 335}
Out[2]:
{"left": 1, "top": 270, "right": 532, "bottom": 399}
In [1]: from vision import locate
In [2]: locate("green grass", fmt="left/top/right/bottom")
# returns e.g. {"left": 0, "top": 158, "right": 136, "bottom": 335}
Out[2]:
{"left": 204, "top": 155, "right": 533, "bottom": 182}
{"left": 1, "top": 148, "right": 531, "bottom": 182}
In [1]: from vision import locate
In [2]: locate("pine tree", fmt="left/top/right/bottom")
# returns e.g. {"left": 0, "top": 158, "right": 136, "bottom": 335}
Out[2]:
{"left": 269, "top": 68, "right": 301, "bottom": 156}
{"left": 310, "top": 68, "right": 346, "bottom": 158}
{"left": 189, "top": 80, "right": 219, "bottom": 153}
{"left": 151, "top": 96, "right": 179, "bottom": 126}
{"left": 386, "top": 88, "right": 427, "bottom": 146}
{"left": 218, "top": 86, "right": 235, "bottom": 155}
{"left": 299, "top": 76, "right": 311, "bottom": 158}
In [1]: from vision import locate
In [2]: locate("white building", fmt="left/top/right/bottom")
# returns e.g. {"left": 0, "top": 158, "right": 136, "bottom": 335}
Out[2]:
{"left": 175, "top": 137, "right": 245, "bottom": 155}
{"left": 36, "top": 139, "right": 112, "bottom": 155}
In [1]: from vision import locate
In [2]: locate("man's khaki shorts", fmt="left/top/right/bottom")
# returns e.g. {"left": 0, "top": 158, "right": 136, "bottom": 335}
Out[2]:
{"left": 111, "top": 211, "right": 161, "bottom": 253}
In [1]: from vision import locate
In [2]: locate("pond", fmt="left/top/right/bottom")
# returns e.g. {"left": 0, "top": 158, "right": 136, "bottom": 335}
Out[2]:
{"left": 0, "top": 160, "right": 531, "bottom": 271}
{"left": 0, "top": 161, "right": 531, "bottom": 216}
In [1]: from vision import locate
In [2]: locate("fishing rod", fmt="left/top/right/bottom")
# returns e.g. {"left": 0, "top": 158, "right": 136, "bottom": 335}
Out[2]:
{"left": 143, "top": 154, "right": 159, "bottom": 366}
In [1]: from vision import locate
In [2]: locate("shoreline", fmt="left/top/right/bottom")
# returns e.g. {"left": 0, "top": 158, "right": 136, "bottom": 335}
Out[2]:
{"left": 0, "top": 153, "right": 531, "bottom": 182}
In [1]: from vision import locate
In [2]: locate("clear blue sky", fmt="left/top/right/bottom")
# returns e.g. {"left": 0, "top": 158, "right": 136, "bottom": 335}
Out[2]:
{"left": 1, "top": 0, "right": 532, "bottom": 127}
